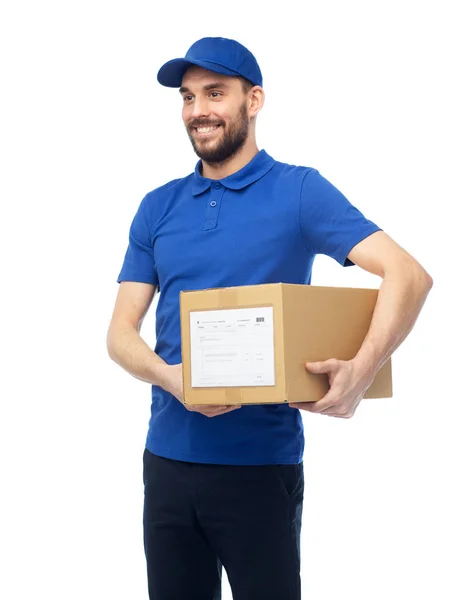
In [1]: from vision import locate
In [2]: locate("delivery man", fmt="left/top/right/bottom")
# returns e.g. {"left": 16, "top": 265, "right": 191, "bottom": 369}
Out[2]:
{"left": 107, "top": 36, "right": 432, "bottom": 600}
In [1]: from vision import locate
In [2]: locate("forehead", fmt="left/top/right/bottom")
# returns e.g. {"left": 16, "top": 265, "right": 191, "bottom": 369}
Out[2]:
{"left": 180, "top": 65, "right": 239, "bottom": 90}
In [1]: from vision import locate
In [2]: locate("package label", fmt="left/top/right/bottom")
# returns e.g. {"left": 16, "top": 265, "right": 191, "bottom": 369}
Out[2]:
{"left": 189, "top": 306, "right": 275, "bottom": 387}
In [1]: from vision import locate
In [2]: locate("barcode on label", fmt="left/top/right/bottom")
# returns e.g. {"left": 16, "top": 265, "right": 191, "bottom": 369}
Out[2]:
{"left": 256, "top": 317, "right": 265, "bottom": 323}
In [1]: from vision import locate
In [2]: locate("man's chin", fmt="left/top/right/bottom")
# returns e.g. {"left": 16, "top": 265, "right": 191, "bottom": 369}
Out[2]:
{"left": 191, "top": 140, "right": 223, "bottom": 162}
{"left": 195, "top": 152, "right": 222, "bottom": 163}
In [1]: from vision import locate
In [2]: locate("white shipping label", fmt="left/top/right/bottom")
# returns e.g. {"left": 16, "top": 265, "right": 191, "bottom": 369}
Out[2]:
{"left": 190, "top": 306, "right": 275, "bottom": 387}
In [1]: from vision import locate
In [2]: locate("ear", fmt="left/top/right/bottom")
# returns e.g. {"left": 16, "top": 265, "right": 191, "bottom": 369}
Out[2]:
{"left": 248, "top": 86, "right": 265, "bottom": 118}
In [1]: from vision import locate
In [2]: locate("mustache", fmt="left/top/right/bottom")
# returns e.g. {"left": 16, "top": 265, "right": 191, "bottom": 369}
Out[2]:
{"left": 189, "top": 119, "right": 225, "bottom": 129}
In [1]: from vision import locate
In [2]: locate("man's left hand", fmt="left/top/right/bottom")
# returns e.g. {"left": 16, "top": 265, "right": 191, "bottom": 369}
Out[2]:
{"left": 288, "top": 359, "right": 373, "bottom": 418}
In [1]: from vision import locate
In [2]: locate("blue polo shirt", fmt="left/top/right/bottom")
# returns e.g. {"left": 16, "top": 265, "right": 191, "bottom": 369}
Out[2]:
{"left": 117, "top": 149, "right": 381, "bottom": 465}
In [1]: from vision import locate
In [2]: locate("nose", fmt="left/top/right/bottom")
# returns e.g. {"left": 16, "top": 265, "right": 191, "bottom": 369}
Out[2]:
{"left": 189, "top": 96, "right": 211, "bottom": 119}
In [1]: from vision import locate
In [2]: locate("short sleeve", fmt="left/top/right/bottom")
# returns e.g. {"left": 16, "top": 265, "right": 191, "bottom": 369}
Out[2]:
{"left": 117, "top": 194, "right": 160, "bottom": 287}
{"left": 300, "top": 169, "right": 382, "bottom": 266}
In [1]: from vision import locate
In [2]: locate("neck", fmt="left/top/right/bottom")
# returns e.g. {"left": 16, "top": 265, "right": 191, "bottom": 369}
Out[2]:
{"left": 201, "top": 139, "right": 259, "bottom": 180}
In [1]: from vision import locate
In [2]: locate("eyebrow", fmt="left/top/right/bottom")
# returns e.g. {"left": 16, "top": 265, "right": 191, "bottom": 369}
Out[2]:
{"left": 179, "top": 82, "right": 229, "bottom": 94}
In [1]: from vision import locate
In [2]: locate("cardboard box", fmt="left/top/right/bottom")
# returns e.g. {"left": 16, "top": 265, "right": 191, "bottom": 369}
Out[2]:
{"left": 180, "top": 283, "right": 392, "bottom": 405}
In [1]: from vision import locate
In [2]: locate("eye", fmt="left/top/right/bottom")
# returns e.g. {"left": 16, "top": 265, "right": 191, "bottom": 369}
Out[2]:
{"left": 210, "top": 91, "right": 222, "bottom": 98}
{"left": 183, "top": 95, "right": 194, "bottom": 103}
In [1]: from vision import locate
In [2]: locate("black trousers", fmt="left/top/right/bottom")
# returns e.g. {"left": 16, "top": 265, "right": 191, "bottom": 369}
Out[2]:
{"left": 143, "top": 449, "right": 304, "bottom": 600}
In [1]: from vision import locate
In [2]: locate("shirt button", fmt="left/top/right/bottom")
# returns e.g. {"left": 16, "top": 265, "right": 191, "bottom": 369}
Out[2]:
{"left": 214, "top": 182, "right": 221, "bottom": 189}
{"left": 210, "top": 201, "right": 217, "bottom": 207}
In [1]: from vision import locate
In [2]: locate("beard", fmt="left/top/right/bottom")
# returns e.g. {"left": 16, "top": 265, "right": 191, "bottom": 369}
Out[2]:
{"left": 186, "top": 102, "right": 249, "bottom": 165}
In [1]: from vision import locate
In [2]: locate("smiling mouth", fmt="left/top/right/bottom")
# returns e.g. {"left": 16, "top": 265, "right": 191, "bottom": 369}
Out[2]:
{"left": 192, "top": 124, "right": 222, "bottom": 137}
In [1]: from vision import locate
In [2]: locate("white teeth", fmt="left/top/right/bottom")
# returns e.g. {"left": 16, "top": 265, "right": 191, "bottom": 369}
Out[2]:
{"left": 197, "top": 126, "right": 218, "bottom": 133}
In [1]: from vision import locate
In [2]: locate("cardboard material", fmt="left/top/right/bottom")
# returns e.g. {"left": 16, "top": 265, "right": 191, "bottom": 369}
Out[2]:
{"left": 180, "top": 283, "right": 393, "bottom": 405}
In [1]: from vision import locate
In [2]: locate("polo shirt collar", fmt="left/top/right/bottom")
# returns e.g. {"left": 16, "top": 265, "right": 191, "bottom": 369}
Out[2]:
{"left": 191, "top": 149, "right": 275, "bottom": 196}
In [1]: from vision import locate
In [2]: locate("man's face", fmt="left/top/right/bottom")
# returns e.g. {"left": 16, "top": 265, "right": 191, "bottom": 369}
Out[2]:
{"left": 179, "top": 67, "right": 250, "bottom": 164}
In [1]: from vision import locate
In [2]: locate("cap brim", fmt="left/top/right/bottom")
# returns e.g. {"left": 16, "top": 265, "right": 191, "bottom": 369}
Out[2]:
{"left": 157, "top": 58, "right": 241, "bottom": 87}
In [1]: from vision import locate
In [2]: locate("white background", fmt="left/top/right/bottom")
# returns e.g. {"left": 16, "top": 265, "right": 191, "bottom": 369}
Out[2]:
{"left": 1, "top": 1, "right": 450, "bottom": 598}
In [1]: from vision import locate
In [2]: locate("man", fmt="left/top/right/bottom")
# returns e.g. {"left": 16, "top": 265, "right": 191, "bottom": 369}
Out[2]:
{"left": 107, "top": 37, "right": 432, "bottom": 600}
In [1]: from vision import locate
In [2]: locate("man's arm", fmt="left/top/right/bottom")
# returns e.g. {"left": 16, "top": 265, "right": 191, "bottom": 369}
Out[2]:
{"left": 347, "top": 230, "right": 433, "bottom": 377}
{"left": 106, "top": 281, "right": 171, "bottom": 387}
{"left": 106, "top": 281, "right": 241, "bottom": 417}
{"left": 290, "top": 230, "right": 433, "bottom": 417}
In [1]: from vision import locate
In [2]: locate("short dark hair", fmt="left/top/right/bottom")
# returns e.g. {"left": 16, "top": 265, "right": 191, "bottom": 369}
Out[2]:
{"left": 239, "top": 76, "right": 255, "bottom": 93}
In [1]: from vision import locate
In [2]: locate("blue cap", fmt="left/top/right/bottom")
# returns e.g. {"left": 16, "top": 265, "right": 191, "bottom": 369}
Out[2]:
{"left": 157, "top": 37, "right": 263, "bottom": 88}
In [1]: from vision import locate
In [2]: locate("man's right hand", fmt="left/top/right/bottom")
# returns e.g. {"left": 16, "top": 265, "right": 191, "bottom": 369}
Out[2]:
{"left": 159, "top": 363, "right": 241, "bottom": 418}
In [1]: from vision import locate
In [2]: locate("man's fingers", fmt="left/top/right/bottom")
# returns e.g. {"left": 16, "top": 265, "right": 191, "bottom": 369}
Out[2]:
{"left": 305, "top": 359, "right": 338, "bottom": 374}
{"left": 305, "top": 361, "right": 322, "bottom": 373}
{"left": 289, "top": 391, "right": 338, "bottom": 413}
{"left": 204, "top": 405, "right": 241, "bottom": 417}
{"left": 305, "top": 361, "right": 328, "bottom": 374}
{"left": 289, "top": 401, "right": 316, "bottom": 412}
{"left": 186, "top": 404, "right": 241, "bottom": 417}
